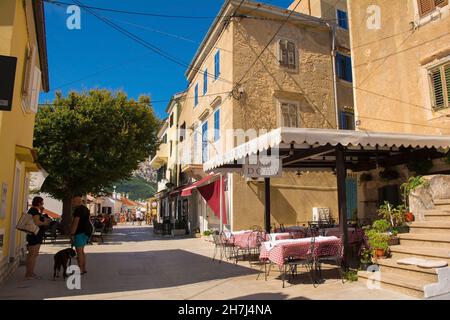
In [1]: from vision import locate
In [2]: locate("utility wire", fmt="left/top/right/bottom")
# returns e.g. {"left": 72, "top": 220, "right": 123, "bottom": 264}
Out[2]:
{"left": 72, "top": 0, "right": 235, "bottom": 86}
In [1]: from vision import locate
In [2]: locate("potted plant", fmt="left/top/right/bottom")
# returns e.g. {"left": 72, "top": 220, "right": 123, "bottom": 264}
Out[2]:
{"left": 360, "top": 248, "right": 373, "bottom": 270}
{"left": 366, "top": 228, "right": 390, "bottom": 258}
{"left": 193, "top": 228, "right": 201, "bottom": 238}
{"left": 400, "top": 176, "right": 427, "bottom": 223}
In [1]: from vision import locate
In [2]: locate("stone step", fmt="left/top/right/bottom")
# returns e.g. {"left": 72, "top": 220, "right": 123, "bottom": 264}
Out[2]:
{"left": 398, "top": 233, "right": 450, "bottom": 249}
{"left": 424, "top": 210, "right": 450, "bottom": 222}
{"left": 358, "top": 270, "right": 427, "bottom": 298}
{"left": 376, "top": 258, "right": 439, "bottom": 282}
{"left": 390, "top": 245, "right": 450, "bottom": 263}
{"left": 434, "top": 199, "right": 450, "bottom": 205}
{"left": 408, "top": 221, "right": 450, "bottom": 234}
{"left": 434, "top": 199, "right": 450, "bottom": 210}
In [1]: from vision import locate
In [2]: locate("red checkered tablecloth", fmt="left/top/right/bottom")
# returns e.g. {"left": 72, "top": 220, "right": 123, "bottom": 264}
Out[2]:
{"left": 259, "top": 236, "right": 341, "bottom": 267}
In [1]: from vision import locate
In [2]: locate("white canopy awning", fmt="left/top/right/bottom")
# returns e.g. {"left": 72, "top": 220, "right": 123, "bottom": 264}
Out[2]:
{"left": 204, "top": 128, "right": 450, "bottom": 172}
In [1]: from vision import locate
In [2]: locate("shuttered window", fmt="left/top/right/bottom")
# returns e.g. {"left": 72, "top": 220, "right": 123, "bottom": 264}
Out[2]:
{"left": 194, "top": 83, "right": 198, "bottom": 107}
{"left": 418, "top": 0, "right": 448, "bottom": 17}
{"left": 203, "top": 69, "right": 208, "bottom": 95}
{"left": 279, "top": 40, "right": 297, "bottom": 69}
{"left": 336, "top": 53, "right": 353, "bottom": 83}
{"left": 214, "top": 50, "right": 220, "bottom": 80}
{"left": 280, "top": 102, "right": 301, "bottom": 128}
{"left": 430, "top": 62, "right": 450, "bottom": 111}
{"left": 214, "top": 108, "right": 220, "bottom": 142}
{"left": 337, "top": 9, "right": 349, "bottom": 30}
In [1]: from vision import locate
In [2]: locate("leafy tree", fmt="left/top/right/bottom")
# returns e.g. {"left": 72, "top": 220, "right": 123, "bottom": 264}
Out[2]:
{"left": 34, "top": 89, "right": 160, "bottom": 233}
{"left": 108, "top": 176, "right": 157, "bottom": 201}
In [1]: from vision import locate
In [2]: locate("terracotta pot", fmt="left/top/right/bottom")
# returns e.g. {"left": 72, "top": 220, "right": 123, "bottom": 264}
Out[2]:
{"left": 405, "top": 212, "right": 414, "bottom": 222}
{"left": 388, "top": 237, "right": 400, "bottom": 246}
{"left": 375, "top": 248, "right": 386, "bottom": 258}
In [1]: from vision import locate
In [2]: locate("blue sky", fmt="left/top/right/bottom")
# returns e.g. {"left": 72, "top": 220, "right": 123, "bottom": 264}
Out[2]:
{"left": 41, "top": 0, "right": 293, "bottom": 118}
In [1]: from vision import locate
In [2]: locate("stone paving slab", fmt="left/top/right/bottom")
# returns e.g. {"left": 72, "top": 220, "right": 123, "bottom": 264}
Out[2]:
{"left": 0, "top": 225, "right": 416, "bottom": 300}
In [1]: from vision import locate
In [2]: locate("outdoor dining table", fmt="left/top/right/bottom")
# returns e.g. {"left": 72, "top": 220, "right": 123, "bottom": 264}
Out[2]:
{"left": 259, "top": 236, "right": 340, "bottom": 267}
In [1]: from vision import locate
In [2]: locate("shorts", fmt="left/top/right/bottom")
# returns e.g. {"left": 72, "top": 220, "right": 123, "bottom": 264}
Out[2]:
{"left": 73, "top": 233, "right": 89, "bottom": 248}
{"left": 26, "top": 233, "right": 43, "bottom": 246}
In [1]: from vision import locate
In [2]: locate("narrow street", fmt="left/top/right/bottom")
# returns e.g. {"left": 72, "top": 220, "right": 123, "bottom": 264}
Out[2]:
{"left": 0, "top": 226, "right": 413, "bottom": 300}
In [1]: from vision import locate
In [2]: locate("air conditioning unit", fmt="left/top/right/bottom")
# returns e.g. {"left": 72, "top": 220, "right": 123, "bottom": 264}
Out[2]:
{"left": 312, "top": 207, "right": 331, "bottom": 222}
{"left": 245, "top": 176, "right": 265, "bottom": 183}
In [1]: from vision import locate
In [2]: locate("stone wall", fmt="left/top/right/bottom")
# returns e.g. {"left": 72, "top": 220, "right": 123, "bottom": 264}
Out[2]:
{"left": 410, "top": 175, "right": 450, "bottom": 220}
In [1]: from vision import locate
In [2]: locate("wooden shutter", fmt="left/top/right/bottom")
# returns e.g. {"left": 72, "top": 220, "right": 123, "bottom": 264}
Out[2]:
{"left": 281, "top": 103, "right": 289, "bottom": 126}
{"left": 435, "top": 0, "right": 448, "bottom": 8}
{"left": 444, "top": 64, "right": 450, "bottom": 105}
{"left": 287, "top": 41, "right": 296, "bottom": 69}
{"left": 279, "top": 40, "right": 288, "bottom": 67}
{"left": 29, "top": 66, "right": 41, "bottom": 114}
{"left": 431, "top": 67, "right": 445, "bottom": 110}
{"left": 418, "top": 0, "right": 435, "bottom": 16}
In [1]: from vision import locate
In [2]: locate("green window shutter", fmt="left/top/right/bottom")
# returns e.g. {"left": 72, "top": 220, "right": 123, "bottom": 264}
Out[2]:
{"left": 431, "top": 68, "right": 445, "bottom": 110}
{"left": 445, "top": 64, "right": 450, "bottom": 106}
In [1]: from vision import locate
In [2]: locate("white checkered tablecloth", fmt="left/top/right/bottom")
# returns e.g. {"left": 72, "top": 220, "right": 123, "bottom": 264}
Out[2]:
{"left": 259, "top": 236, "right": 340, "bottom": 267}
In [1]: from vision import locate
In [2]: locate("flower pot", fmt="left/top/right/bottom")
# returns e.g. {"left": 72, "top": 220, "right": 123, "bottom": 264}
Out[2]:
{"left": 405, "top": 212, "right": 414, "bottom": 222}
{"left": 194, "top": 233, "right": 202, "bottom": 238}
{"left": 374, "top": 248, "right": 386, "bottom": 258}
{"left": 388, "top": 237, "right": 400, "bottom": 246}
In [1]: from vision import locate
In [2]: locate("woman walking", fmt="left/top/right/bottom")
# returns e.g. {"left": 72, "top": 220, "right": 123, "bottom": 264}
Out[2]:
{"left": 25, "top": 196, "right": 50, "bottom": 280}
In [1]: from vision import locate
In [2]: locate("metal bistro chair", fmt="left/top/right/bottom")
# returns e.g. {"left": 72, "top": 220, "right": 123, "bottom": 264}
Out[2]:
{"left": 315, "top": 235, "right": 345, "bottom": 283}
{"left": 212, "top": 231, "right": 224, "bottom": 262}
{"left": 247, "top": 230, "right": 267, "bottom": 267}
{"left": 282, "top": 235, "right": 317, "bottom": 288}
{"left": 220, "top": 231, "right": 235, "bottom": 261}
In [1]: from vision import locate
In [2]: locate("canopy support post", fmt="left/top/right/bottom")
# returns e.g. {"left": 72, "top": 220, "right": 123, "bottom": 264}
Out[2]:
{"left": 219, "top": 173, "right": 223, "bottom": 233}
{"left": 336, "top": 144, "right": 349, "bottom": 268}
{"left": 264, "top": 177, "right": 271, "bottom": 233}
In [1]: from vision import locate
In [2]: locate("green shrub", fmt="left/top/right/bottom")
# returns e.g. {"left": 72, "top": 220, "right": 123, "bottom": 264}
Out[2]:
{"left": 366, "top": 229, "right": 390, "bottom": 252}
{"left": 372, "top": 219, "right": 391, "bottom": 233}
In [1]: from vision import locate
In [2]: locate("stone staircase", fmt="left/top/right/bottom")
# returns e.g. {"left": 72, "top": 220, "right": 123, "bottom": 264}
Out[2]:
{"left": 358, "top": 199, "right": 450, "bottom": 299}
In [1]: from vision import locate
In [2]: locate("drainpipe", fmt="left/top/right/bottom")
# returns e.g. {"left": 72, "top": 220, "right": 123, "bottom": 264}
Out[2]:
{"left": 327, "top": 22, "right": 340, "bottom": 130}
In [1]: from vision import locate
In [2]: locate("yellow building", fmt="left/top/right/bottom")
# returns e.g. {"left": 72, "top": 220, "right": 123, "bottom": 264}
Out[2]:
{"left": 348, "top": 0, "right": 450, "bottom": 134}
{"left": 150, "top": 0, "right": 358, "bottom": 232}
{"left": 0, "top": 0, "right": 49, "bottom": 282}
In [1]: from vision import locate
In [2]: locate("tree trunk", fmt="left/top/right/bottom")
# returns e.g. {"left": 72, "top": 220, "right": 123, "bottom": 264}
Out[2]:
{"left": 61, "top": 196, "right": 73, "bottom": 235}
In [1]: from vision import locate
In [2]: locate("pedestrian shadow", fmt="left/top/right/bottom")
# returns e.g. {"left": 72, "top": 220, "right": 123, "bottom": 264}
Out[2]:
{"left": 0, "top": 249, "right": 259, "bottom": 300}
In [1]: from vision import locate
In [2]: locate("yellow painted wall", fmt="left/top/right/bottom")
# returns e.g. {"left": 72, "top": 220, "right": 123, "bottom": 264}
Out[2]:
{"left": 0, "top": 0, "right": 42, "bottom": 260}
{"left": 232, "top": 171, "right": 338, "bottom": 230}
{"left": 348, "top": 0, "right": 450, "bottom": 134}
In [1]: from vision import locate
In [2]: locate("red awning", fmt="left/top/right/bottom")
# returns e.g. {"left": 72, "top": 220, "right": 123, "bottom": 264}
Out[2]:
{"left": 197, "top": 176, "right": 227, "bottom": 225}
{"left": 180, "top": 173, "right": 216, "bottom": 197}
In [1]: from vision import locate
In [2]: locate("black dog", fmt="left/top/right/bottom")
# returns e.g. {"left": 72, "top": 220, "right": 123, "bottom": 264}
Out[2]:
{"left": 53, "top": 248, "right": 77, "bottom": 279}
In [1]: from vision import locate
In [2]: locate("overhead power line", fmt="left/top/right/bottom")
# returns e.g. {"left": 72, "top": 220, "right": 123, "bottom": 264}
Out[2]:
{"left": 71, "top": 0, "right": 235, "bottom": 87}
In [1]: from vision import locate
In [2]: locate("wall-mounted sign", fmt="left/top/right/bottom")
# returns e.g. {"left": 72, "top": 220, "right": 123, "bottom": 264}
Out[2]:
{"left": 0, "top": 55, "right": 17, "bottom": 111}
{"left": 243, "top": 156, "right": 282, "bottom": 178}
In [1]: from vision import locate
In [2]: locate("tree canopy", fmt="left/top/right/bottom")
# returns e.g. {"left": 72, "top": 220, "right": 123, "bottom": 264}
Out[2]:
{"left": 34, "top": 89, "right": 160, "bottom": 201}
